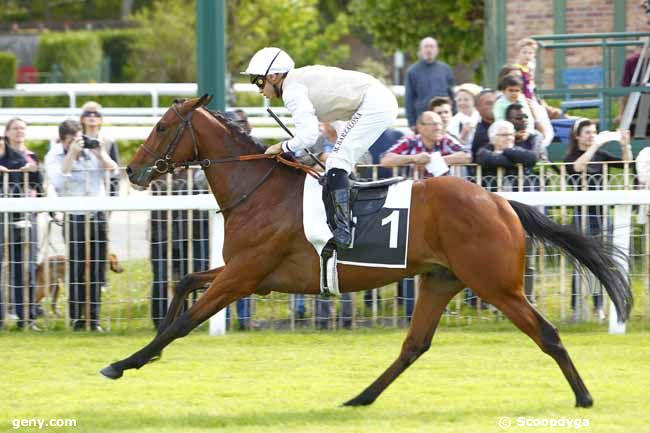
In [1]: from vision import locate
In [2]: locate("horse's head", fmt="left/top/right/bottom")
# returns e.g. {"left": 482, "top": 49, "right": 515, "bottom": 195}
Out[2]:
{"left": 126, "top": 94, "right": 212, "bottom": 188}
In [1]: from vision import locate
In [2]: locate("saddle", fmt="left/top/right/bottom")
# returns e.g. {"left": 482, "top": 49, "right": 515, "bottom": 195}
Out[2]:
{"left": 318, "top": 175, "right": 404, "bottom": 297}
{"left": 320, "top": 175, "right": 404, "bottom": 233}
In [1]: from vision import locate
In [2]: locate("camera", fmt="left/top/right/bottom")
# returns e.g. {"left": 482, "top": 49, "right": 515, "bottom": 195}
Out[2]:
{"left": 82, "top": 135, "right": 101, "bottom": 149}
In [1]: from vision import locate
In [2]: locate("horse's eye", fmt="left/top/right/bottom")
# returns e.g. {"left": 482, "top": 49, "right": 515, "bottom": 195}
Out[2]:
{"left": 156, "top": 124, "right": 167, "bottom": 133}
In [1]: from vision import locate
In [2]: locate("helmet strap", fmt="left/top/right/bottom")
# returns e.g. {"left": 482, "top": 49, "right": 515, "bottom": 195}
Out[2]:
{"left": 264, "top": 50, "right": 282, "bottom": 77}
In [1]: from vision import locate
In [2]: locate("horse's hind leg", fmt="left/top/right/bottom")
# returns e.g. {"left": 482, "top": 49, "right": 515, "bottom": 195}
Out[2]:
{"left": 156, "top": 267, "right": 223, "bottom": 335}
{"left": 144, "top": 267, "right": 224, "bottom": 364}
{"left": 344, "top": 267, "right": 463, "bottom": 406}
{"left": 487, "top": 291, "right": 593, "bottom": 407}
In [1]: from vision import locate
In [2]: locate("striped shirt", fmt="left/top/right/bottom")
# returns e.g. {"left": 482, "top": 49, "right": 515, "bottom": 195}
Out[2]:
{"left": 384, "top": 134, "right": 464, "bottom": 157}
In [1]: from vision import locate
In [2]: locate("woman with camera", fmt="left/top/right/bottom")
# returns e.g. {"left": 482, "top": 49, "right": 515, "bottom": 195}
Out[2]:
{"left": 80, "top": 101, "right": 120, "bottom": 196}
{"left": 45, "top": 120, "right": 117, "bottom": 331}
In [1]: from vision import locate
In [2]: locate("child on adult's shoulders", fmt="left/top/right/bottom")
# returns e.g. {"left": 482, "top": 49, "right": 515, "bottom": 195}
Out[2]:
{"left": 492, "top": 74, "right": 536, "bottom": 136}
{"left": 513, "top": 38, "right": 538, "bottom": 99}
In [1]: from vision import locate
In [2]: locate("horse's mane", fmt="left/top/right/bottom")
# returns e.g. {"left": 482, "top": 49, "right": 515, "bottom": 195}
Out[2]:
{"left": 172, "top": 98, "right": 266, "bottom": 154}
{"left": 173, "top": 99, "right": 302, "bottom": 171}
{"left": 205, "top": 109, "right": 267, "bottom": 154}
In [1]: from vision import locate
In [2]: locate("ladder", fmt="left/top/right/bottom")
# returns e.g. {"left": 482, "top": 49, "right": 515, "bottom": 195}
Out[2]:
{"left": 621, "top": 37, "right": 650, "bottom": 137}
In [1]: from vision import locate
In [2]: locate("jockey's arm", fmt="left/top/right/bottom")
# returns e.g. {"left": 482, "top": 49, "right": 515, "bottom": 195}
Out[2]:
{"left": 281, "top": 83, "right": 320, "bottom": 154}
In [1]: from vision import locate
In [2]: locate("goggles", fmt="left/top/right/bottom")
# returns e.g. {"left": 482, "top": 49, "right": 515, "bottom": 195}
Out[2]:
{"left": 81, "top": 110, "right": 102, "bottom": 118}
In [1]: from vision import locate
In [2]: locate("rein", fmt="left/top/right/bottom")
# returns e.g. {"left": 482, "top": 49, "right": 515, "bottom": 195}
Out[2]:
{"left": 171, "top": 153, "right": 321, "bottom": 213}
{"left": 175, "top": 154, "right": 322, "bottom": 215}
{"left": 176, "top": 153, "right": 322, "bottom": 180}
{"left": 139, "top": 103, "right": 322, "bottom": 214}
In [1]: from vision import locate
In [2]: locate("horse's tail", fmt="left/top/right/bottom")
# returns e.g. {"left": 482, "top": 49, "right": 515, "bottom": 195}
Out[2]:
{"left": 508, "top": 200, "right": 633, "bottom": 322}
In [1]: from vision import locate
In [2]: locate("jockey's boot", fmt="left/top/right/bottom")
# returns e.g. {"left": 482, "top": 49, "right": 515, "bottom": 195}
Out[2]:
{"left": 326, "top": 168, "right": 353, "bottom": 248}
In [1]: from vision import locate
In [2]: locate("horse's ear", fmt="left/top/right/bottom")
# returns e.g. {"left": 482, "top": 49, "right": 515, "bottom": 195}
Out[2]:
{"left": 191, "top": 94, "right": 213, "bottom": 110}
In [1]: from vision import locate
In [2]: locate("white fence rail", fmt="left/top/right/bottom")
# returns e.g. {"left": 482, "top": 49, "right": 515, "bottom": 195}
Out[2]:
{"left": 2, "top": 189, "right": 650, "bottom": 211}
{"left": 0, "top": 82, "right": 409, "bottom": 140}
{"left": 0, "top": 82, "right": 406, "bottom": 110}
{"left": 0, "top": 122, "right": 410, "bottom": 141}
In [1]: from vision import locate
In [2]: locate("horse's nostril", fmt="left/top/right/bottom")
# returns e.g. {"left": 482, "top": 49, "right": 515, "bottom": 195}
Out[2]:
{"left": 126, "top": 166, "right": 133, "bottom": 176}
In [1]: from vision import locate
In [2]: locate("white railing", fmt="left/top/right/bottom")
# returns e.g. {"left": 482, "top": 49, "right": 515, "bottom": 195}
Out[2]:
{"left": 0, "top": 120, "right": 410, "bottom": 141}
{"left": 7, "top": 124, "right": 355, "bottom": 141}
{"left": 2, "top": 189, "right": 649, "bottom": 211}
{"left": 0, "top": 82, "right": 406, "bottom": 110}
{"left": 0, "top": 82, "right": 409, "bottom": 140}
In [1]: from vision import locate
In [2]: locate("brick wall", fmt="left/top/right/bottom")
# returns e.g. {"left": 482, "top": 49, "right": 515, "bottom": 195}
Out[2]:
{"left": 628, "top": 1, "right": 649, "bottom": 34}
{"left": 506, "top": 1, "right": 555, "bottom": 86}
{"left": 502, "top": 0, "right": 648, "bottom": 88}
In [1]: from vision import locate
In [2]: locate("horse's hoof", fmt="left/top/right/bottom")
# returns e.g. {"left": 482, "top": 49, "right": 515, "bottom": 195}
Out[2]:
{"left": 576, "top": 395, "right": 594, "bottom": 408}
{"left": 342, "top": 396, "right": 374, "bottom": 407}
{"left": 99, "top": 365, "right": 123, "bottom": 380}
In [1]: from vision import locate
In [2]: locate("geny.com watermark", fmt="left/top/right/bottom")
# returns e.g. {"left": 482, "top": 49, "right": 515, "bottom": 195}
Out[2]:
{"left": 498, "top": 416, "right": 590, "bottom": 429}
{"left": 11, "top": 418, "right": 77, "bottom": 430}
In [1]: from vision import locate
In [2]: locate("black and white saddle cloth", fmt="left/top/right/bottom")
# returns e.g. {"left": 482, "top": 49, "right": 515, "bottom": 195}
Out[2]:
{"left": 303, "top": 176, "right": 413, "bottom": 268}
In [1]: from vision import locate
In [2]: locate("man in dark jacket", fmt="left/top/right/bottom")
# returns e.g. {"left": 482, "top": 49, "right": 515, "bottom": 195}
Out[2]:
{"left": 405, "top": 37, "right": 455, "bottom": 130}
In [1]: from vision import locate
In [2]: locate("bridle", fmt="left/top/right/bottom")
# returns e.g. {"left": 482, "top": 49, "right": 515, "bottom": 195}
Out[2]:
{"left": 140, "top": 103, "right": 200, "bottom": 175}
{"left": 136, "top": 102, "right": 321, "bottom": 214}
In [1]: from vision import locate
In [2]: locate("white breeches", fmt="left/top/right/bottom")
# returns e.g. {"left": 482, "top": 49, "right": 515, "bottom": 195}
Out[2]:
{"left": 325, "top": 83, "right": 398, "bottom": 173}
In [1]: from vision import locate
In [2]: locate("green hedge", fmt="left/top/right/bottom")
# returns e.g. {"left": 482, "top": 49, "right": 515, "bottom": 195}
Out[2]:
{"left": 0, "top": 51, "right": 17, "bottom": 107}
{"left": 97, "top": 28, "right": 143, "bottom": 82}
{"left": 36, "top": 32, "right": 102, "bottom": 82}
{"left": 0, "top": 51, "right": 17, "bottom": 88}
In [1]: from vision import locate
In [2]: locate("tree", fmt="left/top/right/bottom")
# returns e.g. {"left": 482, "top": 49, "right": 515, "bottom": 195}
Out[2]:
{"left": 348, "top": 0, "right": 483, "bottom": 70}
{"left": 126, "top": 0, "right": 350, "bottom": 82}
{"left": 126, "top": 0, "right": 196, "bottom": 82}
{"left": 317, "top": 0, "right": 352, "bottom": 23}
{"left": 121, "top": 0, "right": 135, "bottom": 18}
{"left": 227, "top": 0, "right": 350, "bottom": 76}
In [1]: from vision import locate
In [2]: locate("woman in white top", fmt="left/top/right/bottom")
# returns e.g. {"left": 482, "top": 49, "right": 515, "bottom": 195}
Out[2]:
{"left": 245, "top": 47, "right": 398, "bottom": 248}
{"left": 447, "top": 85, "right": 481, "bottom": 148}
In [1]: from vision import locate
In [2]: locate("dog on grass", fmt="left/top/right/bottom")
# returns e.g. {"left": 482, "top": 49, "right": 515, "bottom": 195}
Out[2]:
{"left": 34, "top": 254, "right": 124, "bottom": 316}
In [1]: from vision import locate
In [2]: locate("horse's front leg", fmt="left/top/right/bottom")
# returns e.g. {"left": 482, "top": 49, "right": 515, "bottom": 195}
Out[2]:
{"left": 100, "top": 263, "right": 261, "bottom": 380}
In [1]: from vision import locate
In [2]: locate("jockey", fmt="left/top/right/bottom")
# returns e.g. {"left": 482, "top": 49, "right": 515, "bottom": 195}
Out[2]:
{"left": 244, "top": 47, "right": 398, "bottom": 248}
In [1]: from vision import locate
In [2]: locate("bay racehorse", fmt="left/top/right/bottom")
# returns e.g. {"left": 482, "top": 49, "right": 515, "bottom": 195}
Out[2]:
{"left": 101, "top": 95, "right": 632, "bottom": 408}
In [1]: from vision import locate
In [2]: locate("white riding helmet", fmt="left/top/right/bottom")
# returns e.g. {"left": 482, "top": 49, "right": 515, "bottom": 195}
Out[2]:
{"left": 243, "top": 47, "right": 294, "bottom": 77}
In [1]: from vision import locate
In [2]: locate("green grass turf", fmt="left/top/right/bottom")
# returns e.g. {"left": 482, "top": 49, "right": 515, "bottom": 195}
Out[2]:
{"left": 1, "top": 328, "right": 648, "bottom": 433}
